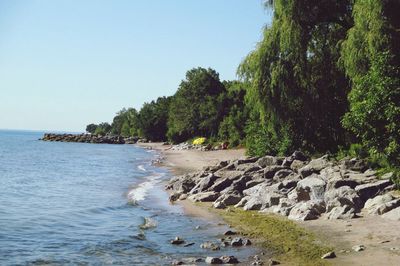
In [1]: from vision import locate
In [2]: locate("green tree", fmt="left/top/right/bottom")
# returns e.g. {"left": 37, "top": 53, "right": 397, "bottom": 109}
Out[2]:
{"left": 94, "top": 122, "right": 112, "bottom": 136}
{"left": 239, "top": 0, "right": 352, "bottom": 156}
{"left": 138, "top": 96, "right": 171, "bottom": 141}
{"left": 167, "top": 67, "right": 226, "bottom": 143}
{"left": 86, "top": 123, "right": 98, "bottom": 134}
{"left": 341, "top": 0, "right": 400, "bottom": 165}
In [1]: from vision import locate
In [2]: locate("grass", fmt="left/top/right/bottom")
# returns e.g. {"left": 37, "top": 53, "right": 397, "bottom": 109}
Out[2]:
{"left": 215, "top": 208, "right": 333, "bottom": 266}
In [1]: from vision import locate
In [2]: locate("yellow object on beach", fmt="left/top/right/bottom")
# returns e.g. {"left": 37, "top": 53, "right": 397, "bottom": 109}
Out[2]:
{"left": 192, "top": 137, "right": 206, "bottom": 145}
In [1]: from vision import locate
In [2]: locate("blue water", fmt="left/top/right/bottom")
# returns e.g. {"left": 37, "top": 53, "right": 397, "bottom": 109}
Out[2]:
{"left": 0, "top": 130, "right": 254, "bottom": 265}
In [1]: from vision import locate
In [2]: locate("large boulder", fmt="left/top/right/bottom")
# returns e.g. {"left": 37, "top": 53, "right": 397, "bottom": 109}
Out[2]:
{"left": 213, "top": 193, "right": 242, "bottom": 209}
{"left": 166, "top": 174, "right": 197, "bottom": 193}
{"left": 288, "top": 201, "right": 326, "bottom": 221}
{"left": 295, "top": 175, "right": 327, "bottom": 201}
{"left": 364, "top": 194, "right": 400, "bottom": 215}
{"left": 355, "top": 179, "right": 392, "bottom": 203}
{"left": 189, "top": 174, "right": 218, "bottom": 194}
{"left": 324, "top": 186, "right": 362, "bottom": 214}
{"left": 257, "top": 156, "right": 283, "bottom": 168}
{"left": 341, "top": 158, "right": 369, "bottom": 172}
{"left": 264, "top": 166, "right": 288, "bottom": 179}
{"left": 298, "top": 155, "right": 332, "bottom": 178}
{"left": 188, "top": 191, "right": 220, "bottom": 202}
{"left": 327, "top": 205, "right": 356, "bottom": 219}
{"left": 382, "top": 207, "right": 400, "bottom": 221}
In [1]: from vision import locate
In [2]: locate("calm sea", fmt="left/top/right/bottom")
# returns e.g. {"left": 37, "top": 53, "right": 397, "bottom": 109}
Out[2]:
{"left": 0, "top": 130, "right": 254, "bottom": 265}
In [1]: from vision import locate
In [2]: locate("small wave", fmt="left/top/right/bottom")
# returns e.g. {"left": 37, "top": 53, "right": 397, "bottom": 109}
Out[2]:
{"left": 137, "top": 165, "right": 146, "bottom": 172}
{"left": 127, "top": 174, "right": 164, "bottom": 204}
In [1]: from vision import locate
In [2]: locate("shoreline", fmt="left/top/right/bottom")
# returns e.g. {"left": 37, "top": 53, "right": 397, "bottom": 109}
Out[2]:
{"left": 137, "top": 142, "right": 400, "bottom": 266}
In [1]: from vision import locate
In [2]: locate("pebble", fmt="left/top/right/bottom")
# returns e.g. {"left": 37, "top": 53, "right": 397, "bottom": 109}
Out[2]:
{"left": 379, "top": 240, "right": 390, "bottom": 244}
{"left": 224, "top": 230, "right": 237, "bottom": 236}
{"left": 321, "top": 251, "right": 336, "bottom": 259}
{"left": 220, "top": 255, "right": 239, "bottom": 264}
{"left": 268, "top": 259, "right": 280, "bottom": 265}
{"left": 352, "top": 245, "right": 366, "bottom": 252}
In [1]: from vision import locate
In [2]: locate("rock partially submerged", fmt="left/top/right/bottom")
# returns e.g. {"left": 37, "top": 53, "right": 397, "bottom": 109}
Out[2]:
{"left": 167, "top": 152, "right": 398, "bottom": 222}
{"left": 41, "top": 133, "right": 128, "bottom": 144}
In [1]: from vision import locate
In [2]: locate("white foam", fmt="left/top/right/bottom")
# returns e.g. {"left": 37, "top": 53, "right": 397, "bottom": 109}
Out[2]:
{"left": 127, "top": 174, "right": 164, "bottom": 203}
{"left": 137, "top": 165, "right": 146, "bottom": 172}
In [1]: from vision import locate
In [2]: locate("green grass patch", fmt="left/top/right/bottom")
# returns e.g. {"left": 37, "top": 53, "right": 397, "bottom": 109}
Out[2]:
{"left": 217, "top": 208, "right": 332, "bottom": 266}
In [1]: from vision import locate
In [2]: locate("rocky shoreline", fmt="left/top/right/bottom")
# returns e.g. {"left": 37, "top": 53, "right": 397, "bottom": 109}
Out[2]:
{"left": 166, "top": 151, "right": 399, "bottom": 223}
{"left": 40, "top": 133, "right": 139, "bottom": 144}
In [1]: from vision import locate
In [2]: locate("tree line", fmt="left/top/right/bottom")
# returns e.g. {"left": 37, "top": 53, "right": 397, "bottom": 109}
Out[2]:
{"left": 87, "top": 0, "right": 399, "bottom": 172}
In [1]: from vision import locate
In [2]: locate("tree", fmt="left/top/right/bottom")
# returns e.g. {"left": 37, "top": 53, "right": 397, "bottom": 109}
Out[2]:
{"left": 86, "top": 123, "right": 97, "bottom": 134}
{"left": 239, "top": 0, "right": 352, "bottom": 156}
{"left": 94, "top": 122, "right": 111, "bottom": 136}
{"left": 167, "top": 67, "right": 226, "bottom": 143}
{"left": 341, "top": 0, "right": 400, "bottom": 165}
{"left": 138, "top": 96, "right": 171, "bottom": 141}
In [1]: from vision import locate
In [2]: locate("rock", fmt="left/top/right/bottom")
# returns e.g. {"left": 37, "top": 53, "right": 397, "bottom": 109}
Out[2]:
{"left": 364, "top": 194, "right": 400, "bottom": 215}
{"left": 296, "top": 175, "right": 326, "bottom": 201}
{"left": 220, "top": 256, "right": 239, "bottom": 264}
{"left": 268, "top": 259, "right": 280, "bottom": 265}
{"left": 243, "top": 239, "right": 252, "bottom": 246}
{"left": 382, "top": 207, "right": 400, "bottom": 221}
{"left": 290, "top": 160, "right": 308, "bottom": 172}
{"left": 321, "top": 251, "right": 336, "bottom": 259}
{"left": 169, "top": 192, "right": 182, "bottom": 202}
{"left": 264, "top": 166, "right": 288, "bottom": 179}
{"left": 352, "top": 245, "right": 366, "bottom": 252}
{"left": 205, "top": 257, "right": 223, "bottom": 264}
{"left": 236, "top": 157, "right": 259, "bottom": 165}
{"left": 342, "top": 158, "right": 369, "bottom": 172}
{"left": 298, "top": 155, "right": 332, "bottom": 177}
{"left": 167, "top": 174, "right": 197, "bottom": 194}
{"left": 171, "top": 260, "right": 184, "bottom": 265}
{"left": 189, "top": 174, "right": 218, "bottom": 194}
{"left": 183, "top": 242, "right": 195, "bottom": 247}
{"left": 327, "top": 205, "right": 356, "bottom": 219}
{"left": 231, "top": 237, "right": 245, "bottom": 246}
{"left": 209, "top": 174, "right": 242, "bottom": 193}
{"left": 324, "top": 186, "right": 362, "bottom": 216}
{"left": 273, "top": 169, "right": 294, "bottom": 181}
{"left": 188, "top": 192, "right": 220, "bottom": 202}
{"left": 213, "top": 193, "right": 242, "bottom": 209}
{"left": 227, "top": 174, "right": 253, "bottom": 193}
{"left": 288, "top": 201, "right": 326, "bottom": 221}
{"left": 171, "top": 237, "right": 184, "bottom": 245}
{"left": 257, "top": 156, "right": 283, "bottom": 168}
{"left": 326, "top": 178, "right": 359, "bottom": 191}
{"left": 355, "top": 179, "right": 393, "bottom": 203}
{"left": 224, "top": 230, "right": 237, "bottom": 236}
{"left": 200, "top": 242, "right": 220, "bottom": 250}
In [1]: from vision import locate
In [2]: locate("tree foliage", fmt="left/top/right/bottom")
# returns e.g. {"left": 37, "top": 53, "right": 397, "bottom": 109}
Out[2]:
{"left": 167, "top": 67, "right": 226, "bottom": 143}
{"left": 341, "top": 0, "right": 400, "bottom": 165}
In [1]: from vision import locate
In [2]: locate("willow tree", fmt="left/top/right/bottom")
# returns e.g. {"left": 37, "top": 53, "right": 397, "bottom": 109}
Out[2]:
{"left": 239, "top": 0, "right": 352, "bottom": 156}
{"left": 341, "top": 0, "right": 400, "bottom": 165}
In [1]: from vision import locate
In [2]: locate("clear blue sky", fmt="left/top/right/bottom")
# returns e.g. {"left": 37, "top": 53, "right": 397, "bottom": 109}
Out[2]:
{"left": 0, "top": 0, "right": 270, "bottom": 132}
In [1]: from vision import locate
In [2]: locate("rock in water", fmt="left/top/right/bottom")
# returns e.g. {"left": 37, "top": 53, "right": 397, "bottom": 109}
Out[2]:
{"left": 205, "top": 257, "right": 223, "bottom": 264}
{"left": 171, "top": 237, "right": 184, "bottom": 245}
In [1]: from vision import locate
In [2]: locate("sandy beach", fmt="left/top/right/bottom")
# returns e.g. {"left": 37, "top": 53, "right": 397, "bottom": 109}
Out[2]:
{"left": 137, "top": 142, "right": 400, "bottom": 266}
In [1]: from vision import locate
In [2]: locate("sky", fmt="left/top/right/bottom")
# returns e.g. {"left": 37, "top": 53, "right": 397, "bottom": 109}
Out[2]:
{"left": 0, "top": 0, "right": 270, "bottom": 132}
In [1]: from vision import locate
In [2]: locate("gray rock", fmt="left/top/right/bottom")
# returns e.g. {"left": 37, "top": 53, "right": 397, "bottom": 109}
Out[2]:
{"left": 355, "top": 179, "right": 393, "bottom": 202}
{"left": 205, "top": 257, "right": 223, "bottom": 264}
{"left": 220, "top": 256, "right": 239, "bottom": 264}
{"left": 321, "top": 251, "right": 336, "bottom": 259}
{"left": 189, "top": 174, "right": 218, "bottom": 194}
{"left": 327, "top": 205, "right": 356, "bottom": 219}
{"left": 231, "top": 237, "right": 245, "bottom": 246}
{"left": 288, "top": 200, "right": 326, "bottom": 221}
{"left": 299, "top": 155, "right": 332, "bottom": 177}
{"left": 291, "top": 151, "right": 308, "bottom": 161}
{"left": 296, "top": 175, "right": 326, "bottom": 201}
{"left": 352, "top": 245, "right": 365, "bottom": 252}
{"left": 257, "top": 156, "right": 283, "bottom": 168}
{"left": 188, "top": 192, "right": 220, "bottom": 202}
{"left": 213, "top": 193, "right": 242, "bottom": 209}
{"left": 342, "top": 158, "right": 369, "bottom": 172}
{"left": 264, "top": 166, "right": 288, "bottom": 179}
{"left": 200, "top": 242, "right": 220, "bottom": 250}
{"left": 382, "top": 206, "right": 400, "bottom": 221}
{"left": 326, "top": 178, "right": 360, "bottom": 191}
{"left": 364, "top": 194, "right": 400, "bottom": 215}
{"left": 290, "top": 160, "right": 308, "bottom": 172}
{"left": 273, "top": 169, "right": 294, "bottom": 181}
{"left": 324, "top": 186, "right": 362, "bottom": 214}
{"left": 167, "top": 174, "right": 197, "bottom": 194}
{"left": 224, "top": 230, "right": 237, "bottom": 236}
